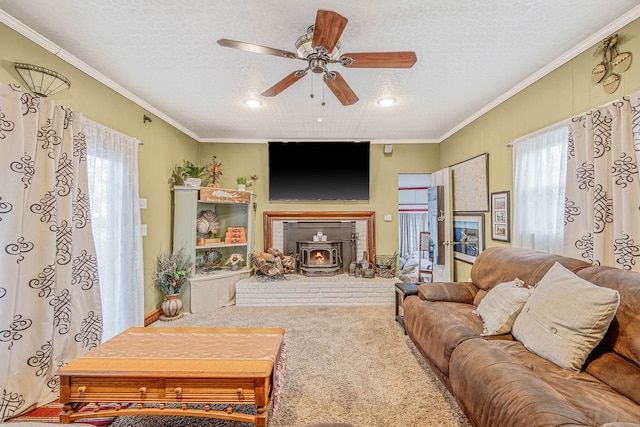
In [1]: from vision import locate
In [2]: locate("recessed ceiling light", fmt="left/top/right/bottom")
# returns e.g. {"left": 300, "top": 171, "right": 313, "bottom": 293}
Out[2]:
{"left": 316, "top": 117, "right": 324, "bottom": 123}
{"left": 377, "top": 98, "right": 396, "bottom": 107}
{"left": 244, "top": 99, "right": 262, "bottom": 108}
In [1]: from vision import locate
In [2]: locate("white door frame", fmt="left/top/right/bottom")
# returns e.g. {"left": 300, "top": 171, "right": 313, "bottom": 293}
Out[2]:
{"left": 432, "top": 167, "right": 453, "bottom": 282}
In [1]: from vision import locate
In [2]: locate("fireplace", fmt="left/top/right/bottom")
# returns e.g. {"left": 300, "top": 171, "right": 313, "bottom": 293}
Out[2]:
{"left": 263, "top": 211, "right": 376, "bottom": 272}
{"left": 297, "top": 241, "right": 342, "bottom": 276}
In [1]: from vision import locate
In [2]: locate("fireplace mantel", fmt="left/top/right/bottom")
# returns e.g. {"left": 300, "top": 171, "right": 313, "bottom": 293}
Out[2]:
{"left": 263, "top": 211, "right": 376, "bottom": 261}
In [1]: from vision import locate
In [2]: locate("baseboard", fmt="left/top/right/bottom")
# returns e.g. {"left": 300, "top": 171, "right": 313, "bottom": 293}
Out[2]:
{"left": 144, "top": 309, "right": 162, "bottom": 326}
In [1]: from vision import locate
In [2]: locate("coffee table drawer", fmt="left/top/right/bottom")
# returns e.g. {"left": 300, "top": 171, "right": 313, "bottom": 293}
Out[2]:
{"left": 166, "top": 379, "right": 257, "bottom": 403}
{"left": 69, "top": 377, "right": 160, "bottom": 400}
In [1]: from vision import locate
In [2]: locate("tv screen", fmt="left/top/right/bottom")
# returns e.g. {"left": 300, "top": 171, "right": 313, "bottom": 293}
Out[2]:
{"left": 268, "top": 141, "right": 370, "bottom": 201}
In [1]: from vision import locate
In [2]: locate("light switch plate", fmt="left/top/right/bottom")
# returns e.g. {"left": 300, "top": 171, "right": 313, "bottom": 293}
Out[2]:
{"left": 383, "top": 144, "right": 393, "bottom": 154}
{"left": 384, "top": 214, "right": 392, "bottom": 221}
{"left": 139, "top": 198, "right": 147, "bottom": 209}
{"left": 140, "top": 224, "right": 147, "bottom": 236}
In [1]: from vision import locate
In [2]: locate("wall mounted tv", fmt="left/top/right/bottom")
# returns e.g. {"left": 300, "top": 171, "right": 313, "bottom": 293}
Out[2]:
{"left": 268, "top": 141, "right": 370, "bottom": 201}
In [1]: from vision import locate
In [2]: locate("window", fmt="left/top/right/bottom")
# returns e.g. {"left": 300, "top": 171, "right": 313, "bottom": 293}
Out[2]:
{"left": 512, "top": 126, "right": 568, "bottom": 254}
{"left": 85, "top": 120, "right": 143, "bottom": 341}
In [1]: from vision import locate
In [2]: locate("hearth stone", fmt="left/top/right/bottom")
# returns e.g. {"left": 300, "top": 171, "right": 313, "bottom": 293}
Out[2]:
{"left": 235, "top": 274, "right": 396, "bottom": 307}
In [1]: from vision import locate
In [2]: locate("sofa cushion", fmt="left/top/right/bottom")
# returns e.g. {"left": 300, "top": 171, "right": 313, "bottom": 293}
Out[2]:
{"left": 577, "top": 266, "right": 640, "bottom": 368}
{"left": 450, "top": 339, "right": 640, "bottom": 427}
{"left": 417, "top": 282, "right": 477, "bottom": 303}
{"left": 470, "top": 246, "right": 591, "bottom": 291}
{"left": 512, "top": 262, "right": 620, "bottom": 371}
{"left": 585, "top": 349, "right": 640, "bottom": 406}
{"left": 404, "top": 296, "right": 483, "bottom": 379}
{"left": 474, "top": 278, "right": 532, "bottom": 335}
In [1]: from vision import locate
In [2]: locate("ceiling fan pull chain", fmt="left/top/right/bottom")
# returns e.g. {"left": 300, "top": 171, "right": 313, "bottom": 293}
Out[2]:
{"left": 322, "top": 81, "right": 326, "bottom": 106}
{"left": 310, "top": 72, "right": 314, "bottom": 99}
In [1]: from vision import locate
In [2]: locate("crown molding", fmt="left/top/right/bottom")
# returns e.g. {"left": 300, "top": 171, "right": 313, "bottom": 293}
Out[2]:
{"left": 3, "top": 6, "right": 640, "bottom": 145}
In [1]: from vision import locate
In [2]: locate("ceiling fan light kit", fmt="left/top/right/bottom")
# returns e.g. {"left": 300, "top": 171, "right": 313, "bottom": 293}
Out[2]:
{"left": 217, "top": 9, "right": 417, "bottom": 106}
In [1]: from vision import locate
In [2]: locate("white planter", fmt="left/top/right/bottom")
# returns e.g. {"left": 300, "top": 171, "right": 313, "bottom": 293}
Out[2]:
{"left": 237, "top": 184, "right": 246, "bottom": 191}
{"left": 184, "top": 177, "right": 202, "bottom": 187}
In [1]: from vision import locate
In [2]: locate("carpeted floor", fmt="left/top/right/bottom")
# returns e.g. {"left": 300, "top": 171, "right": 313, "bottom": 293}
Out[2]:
{"left": 9, "top": 305, "right": 471, "bottom": 427}
{"left": 105, "top": 305, "right": 470, "bottom": 427}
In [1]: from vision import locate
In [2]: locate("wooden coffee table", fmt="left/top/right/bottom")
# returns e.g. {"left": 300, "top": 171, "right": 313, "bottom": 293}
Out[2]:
{"left": 57, "top": 327, "right": 285, "bottom": 426}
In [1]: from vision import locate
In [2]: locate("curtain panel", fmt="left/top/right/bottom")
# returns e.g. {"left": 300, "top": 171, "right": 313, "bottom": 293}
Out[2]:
{"left": 512, "top": 126, "right": 568, "bottom": 254}
{"left": 564, "top": 93, "right": 640, "bottom": 270}
{"left": 0, "top": 82, "right": 102, "bottom": 420}
{"left": 398, "top": 212, "right": 429, "bottom": 258}
{"left": 85, "top": 120, "right": 143, "bottom": 341}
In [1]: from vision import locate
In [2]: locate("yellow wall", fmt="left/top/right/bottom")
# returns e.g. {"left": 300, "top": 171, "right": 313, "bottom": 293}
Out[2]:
{"left": 197, "top": 143, "right": 440, "bottom": 256}
{"left": 0, "top": 22, "right": 441, "bottom": 315}
{"left": 439, "top": 17, "right": 640, "bottom": 281}
{"left": 5, "top": 14, "right": 640, "bottom": 310}
{"left": 0, "top": 23, "right": 200, "bottom": 314}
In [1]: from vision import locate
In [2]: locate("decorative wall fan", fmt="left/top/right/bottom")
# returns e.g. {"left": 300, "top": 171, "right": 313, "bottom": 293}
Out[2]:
{"left": 217, "top": 9, "right": 417, "bottom": 106}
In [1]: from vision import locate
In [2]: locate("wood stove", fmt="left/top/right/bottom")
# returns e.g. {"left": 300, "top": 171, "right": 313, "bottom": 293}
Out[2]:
{"left": 297, "top": 241, "right": 342, "bottom": 276}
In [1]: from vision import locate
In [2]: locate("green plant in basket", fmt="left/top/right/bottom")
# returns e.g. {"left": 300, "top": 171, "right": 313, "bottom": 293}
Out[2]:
{"left": 153, "top": 248, "right": 194, "bottom": 295}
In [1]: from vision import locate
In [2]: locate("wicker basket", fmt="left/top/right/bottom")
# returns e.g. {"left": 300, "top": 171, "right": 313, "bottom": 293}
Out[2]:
{"left": 375, "top": 254, "right": 398, "bottom": 278}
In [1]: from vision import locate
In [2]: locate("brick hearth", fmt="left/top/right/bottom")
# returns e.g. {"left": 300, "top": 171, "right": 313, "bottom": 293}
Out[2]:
{"left": 235, "top": 274, "right": 396, "bottom": 306}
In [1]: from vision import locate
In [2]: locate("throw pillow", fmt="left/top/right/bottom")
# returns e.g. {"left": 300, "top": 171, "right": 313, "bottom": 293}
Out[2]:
{"left": 512, "top": 262, "right": 620, "bottom": 371}
{"left": 474, "top": 278, "right": 532, "bottom": 336}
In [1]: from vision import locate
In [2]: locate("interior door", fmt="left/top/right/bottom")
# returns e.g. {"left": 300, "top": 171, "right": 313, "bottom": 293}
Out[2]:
{"left": 431, "top": 167, "right": 453, "bottom": 282}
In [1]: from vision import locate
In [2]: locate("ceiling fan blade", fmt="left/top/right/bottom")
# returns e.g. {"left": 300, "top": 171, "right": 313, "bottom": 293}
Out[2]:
{"left": 261, "top": 70, "right": 308, "bottom": 97}
{"left": 217, "top": 38, "right": 300, "bottom": 60}
{"left": 323, "top": 71, "right": 359, "bottom": 106}
{"left": 312, "top": 10, "right": 348, "bottom": 53}
{"left": 340, "top": 52, "right": 417, "bottom": 68}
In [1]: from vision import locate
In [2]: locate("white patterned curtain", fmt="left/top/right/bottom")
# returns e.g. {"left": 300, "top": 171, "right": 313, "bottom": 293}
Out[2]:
{"left": 564, "top": 93, "right": 640, "bottom": 270}
{"left": 0, "top": 82, "right": 102, "bottom": 420}
{"left": 85, "top": 120, "right": 143, "bottom": 341}
{"left": 512, "top": 126, "right": 569, "bottom": 254}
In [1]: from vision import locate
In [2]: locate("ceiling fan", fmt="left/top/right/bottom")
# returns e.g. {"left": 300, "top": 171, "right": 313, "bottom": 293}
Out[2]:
{"left": 217, "top": 9, "right": 417, "bottom": 106}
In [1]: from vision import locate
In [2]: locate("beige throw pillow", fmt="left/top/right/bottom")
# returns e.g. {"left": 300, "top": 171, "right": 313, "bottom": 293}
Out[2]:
{"left": 474, "top": 278, "right": 532, "bottom": 336}
{"left": 512, "top": 262, "right": 620, "bottom": 371}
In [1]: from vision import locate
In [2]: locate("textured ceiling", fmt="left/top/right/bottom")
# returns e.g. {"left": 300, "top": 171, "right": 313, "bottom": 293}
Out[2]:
{"left": 1, "top": 1, "right": 639, "bottom": 143}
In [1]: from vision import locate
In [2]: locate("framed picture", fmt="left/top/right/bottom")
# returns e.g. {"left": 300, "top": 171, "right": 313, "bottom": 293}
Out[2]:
{"left": 491, "top": 191, "right": 510, "bottom": 242}
{"left": 451, "top": 153, "right": 489, "bottom": 212}
{"left": 453, "top": 214, "right": 485, "bottom": 264}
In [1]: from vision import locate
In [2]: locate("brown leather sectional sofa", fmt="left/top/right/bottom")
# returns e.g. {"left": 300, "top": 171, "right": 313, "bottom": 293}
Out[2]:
{"left": 404, "top": 247, "right": 640, "bottom": 427}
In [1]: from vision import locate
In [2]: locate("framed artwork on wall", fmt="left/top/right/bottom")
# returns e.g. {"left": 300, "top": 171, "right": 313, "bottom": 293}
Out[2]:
{"left": 453, "top": 214, "right": 485, "bottom": 264}
{"left": 491, "top": 191, "right": 510, "bottom": 242}
{"left": 451, "top": 153, "right": 489, "bottom": 212}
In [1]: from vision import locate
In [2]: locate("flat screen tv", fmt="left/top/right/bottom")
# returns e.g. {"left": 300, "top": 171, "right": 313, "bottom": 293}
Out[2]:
{"left": 268, "top": 141, "right": 370, "bottom": 201}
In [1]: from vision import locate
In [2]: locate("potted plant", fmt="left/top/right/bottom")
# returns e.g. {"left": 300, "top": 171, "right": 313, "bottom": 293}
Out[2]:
{"left": 179, "top": 160, "right": 206, "bottom": 187}
{"left": 236, "top": 174, "right": 258, "bottom": 191}
{"left": 152, "top": 248, "right": 194, "bottom": 320}
{"left": 236, "top": 176, "right": 247, "bottom": 191}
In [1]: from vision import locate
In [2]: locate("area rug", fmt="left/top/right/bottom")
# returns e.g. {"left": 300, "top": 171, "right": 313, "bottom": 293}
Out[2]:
{"left": 8, "top": 306, "right": 471, "bottom": 427}
{"left": 105, "top": 305, "right": 471, "bottom": 427}
{"left": 6, "top": 400, "right": 114, "bottom": 425}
